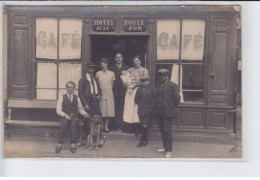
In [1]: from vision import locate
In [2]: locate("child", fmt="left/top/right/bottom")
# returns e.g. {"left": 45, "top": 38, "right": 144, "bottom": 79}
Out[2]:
{"left": 134, "top": 73, "right": 154, "bottom": 147}
{"left": 120, "top": 70, "right": 133, "bottom": 93}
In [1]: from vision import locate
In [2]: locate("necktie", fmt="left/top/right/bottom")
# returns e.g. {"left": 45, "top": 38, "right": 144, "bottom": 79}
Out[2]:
{"left": 90, "top": 75, "right": 96, "bottom": 95}
{"left": 69, "top": 94, "right": 72, "bottom": 103}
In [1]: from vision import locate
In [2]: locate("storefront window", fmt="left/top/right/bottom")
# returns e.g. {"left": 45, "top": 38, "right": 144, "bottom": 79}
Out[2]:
{"left": 157, "top": 19, "right": 205, "bottom": 103}
{"left": 36, "top": 17, "right": 57, "bottom": 59}
{"left": 181, "top": 19, "right": 205, "bottom": 60}
{"left": 36, "top": 63, "right": 57, "bottom": 100}
{"left": 157, "top": 19, "right": 180, "bottom": 60}
{"left": 35, "top": 17, "right": 82, "bottom": 100}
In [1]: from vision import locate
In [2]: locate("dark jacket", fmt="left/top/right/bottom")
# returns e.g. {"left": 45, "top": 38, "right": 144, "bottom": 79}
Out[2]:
{"left": 109, "top": 63, "right": 129, "bottom": 97}
{"left": 134, "top": 85, "right": 154, "bottom": 117}
{"left": 78, "top": 73, "right": 102, "bottom": 107}
{"left": 156, "top": 80, "right": 181, "bottom": 118}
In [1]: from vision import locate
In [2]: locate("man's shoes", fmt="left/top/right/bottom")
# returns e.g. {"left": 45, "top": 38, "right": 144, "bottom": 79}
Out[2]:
{"left": 55, "top": 144, "right": 62, "bottom": 153}
{"left": 157, "top": 148, "right": 165, "bottom": 153}
{"left": 104, "top": 129, "right": 109, "bottom": 133}
{"left": 71, "top": 143, "right": 76, "bottom": 153}
{"left": 142, "top": 140, "right": 147, "bottom": 147}
{"left": 165, "top": 152, "right": 173, "bottom": 158}
{"left": 137, "top": 141, "right": 143, "bottom": 147}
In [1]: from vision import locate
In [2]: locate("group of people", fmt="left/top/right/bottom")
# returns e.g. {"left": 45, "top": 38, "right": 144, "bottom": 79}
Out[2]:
{"left": 55, "top": 52, "right": 181, "bottom": 158}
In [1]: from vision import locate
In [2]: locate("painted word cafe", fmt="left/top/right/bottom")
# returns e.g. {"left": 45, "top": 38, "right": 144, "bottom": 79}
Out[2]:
{"left": 4, "top": 5, "right": 240, "bottom": 142}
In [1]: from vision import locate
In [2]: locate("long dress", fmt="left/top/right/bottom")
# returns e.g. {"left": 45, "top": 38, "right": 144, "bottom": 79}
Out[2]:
{"left": 95, "top": 70, "right": 115, "bottom": 117}
{"left": 123, "top": 67, "right": 149, "bottom": 124}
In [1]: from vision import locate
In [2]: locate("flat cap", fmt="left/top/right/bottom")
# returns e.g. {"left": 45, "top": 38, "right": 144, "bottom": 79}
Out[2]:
{"left": 87, "top": 62, "right": 96, "bottom": 68}
{"left": 157, "top": 68, "right": 170, "bottom": 75}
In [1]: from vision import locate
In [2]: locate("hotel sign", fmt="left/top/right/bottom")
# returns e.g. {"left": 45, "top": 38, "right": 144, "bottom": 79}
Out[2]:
{"left": 92, "top": 17, "right": 116, "bottom": 32}
{"left": 123, "top": 18, "right": 147, "bottom": 32}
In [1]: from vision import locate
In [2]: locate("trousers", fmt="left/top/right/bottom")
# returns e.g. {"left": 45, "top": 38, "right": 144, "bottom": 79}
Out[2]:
{"left": 114, "top": 94, "right": 126, "bottom": 129}
{"left": 157, "top": 111, "right": 175, "bottom": 152}
{"left": 58, "top": 118, "right": 78, "bottom": 144}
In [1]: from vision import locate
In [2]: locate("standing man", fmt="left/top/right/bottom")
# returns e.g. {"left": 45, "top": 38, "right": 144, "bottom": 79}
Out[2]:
{"left": 78, "top": 63, "right": 102, "bottom": 142}
{"left": 155, "top": 69, "right": 181, "bottom": 158}
{"left": 109, "top": 52, "right": 129, "bottom": 131}
{"left": 55, "top": 81, "right": 89, "bottom": 154}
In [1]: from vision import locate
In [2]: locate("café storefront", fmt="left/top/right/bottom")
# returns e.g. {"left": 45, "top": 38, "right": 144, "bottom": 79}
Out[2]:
{"left": 4, "top": 5, "right": 240, "bottom": 142}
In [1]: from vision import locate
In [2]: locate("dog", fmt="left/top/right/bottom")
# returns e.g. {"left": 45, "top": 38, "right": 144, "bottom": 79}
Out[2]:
{"left": 86, "top": 115, "right": 102, "bottom": 151}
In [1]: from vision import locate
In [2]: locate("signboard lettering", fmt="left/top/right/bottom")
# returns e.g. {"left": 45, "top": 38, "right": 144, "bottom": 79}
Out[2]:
{"left": 158, "top": 32, "right": 203, "bottom": 50}
{"left": 92, "top": 17, "right": 116, "bottom": 32}
{"left": 123, "top": 18, "right": 147, "bottom": 32}
{"left": 37, "top": 31, "right": 80, "bottom": 49}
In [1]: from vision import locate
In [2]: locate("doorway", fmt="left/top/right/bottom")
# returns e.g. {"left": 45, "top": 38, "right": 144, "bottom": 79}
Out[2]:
{"left": 91, "top": 35, "right": 148, "bottom": 70}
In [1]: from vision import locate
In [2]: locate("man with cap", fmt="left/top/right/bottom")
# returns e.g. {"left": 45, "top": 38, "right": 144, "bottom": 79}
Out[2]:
{"left": 78, "top": 62, "right": 102, "bottom": 143}
{"left": 155, "top": 68, "right": 181, "bottom": 158}
{"left": 134, "top": 72, "right": 154, "bottom": 147}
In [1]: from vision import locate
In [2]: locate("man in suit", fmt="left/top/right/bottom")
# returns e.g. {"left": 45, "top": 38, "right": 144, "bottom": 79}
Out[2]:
{"left": 55, "top": 81, "right": 89, "bottom": 153}
{"left": 78, "top": 62, "right": 102, "bottom": 144}
{"left": 155, "top": 69, "right": 181, "bottom": 158}
{"left": 109, "top": 53, "right": 129, "bottom": 131}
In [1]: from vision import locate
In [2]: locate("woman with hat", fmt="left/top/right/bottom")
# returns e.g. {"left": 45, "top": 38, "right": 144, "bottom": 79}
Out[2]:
{"left": 134, "top": 73, "right": 154, "bottom": 147}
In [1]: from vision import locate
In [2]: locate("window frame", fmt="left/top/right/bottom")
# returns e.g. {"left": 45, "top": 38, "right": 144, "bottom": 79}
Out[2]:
{"left": 32, "top": 15, "right": 84, "bottom": 100}
{"left": 155, "top": 15, "right": 209, "bottom": 105}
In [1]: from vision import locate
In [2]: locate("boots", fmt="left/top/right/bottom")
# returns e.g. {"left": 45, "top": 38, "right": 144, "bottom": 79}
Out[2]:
{"left": 142, "top": 127, "right": 148, "bottom": 147}
{"left": 137, "top": 126, "right": 148, "bottom": 147}
{"left": 134, "top": 123, "right": 141, "bottom": 137}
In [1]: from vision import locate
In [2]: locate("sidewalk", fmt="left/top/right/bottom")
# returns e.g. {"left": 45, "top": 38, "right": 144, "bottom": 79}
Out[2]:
{"left": 4, "top": 132, "right": 241, "bottom": 159}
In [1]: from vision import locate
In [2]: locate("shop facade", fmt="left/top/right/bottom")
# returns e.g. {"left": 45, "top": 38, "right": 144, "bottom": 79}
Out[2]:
{"left": 4, "top": 5, "right": 240, "bottom": 141}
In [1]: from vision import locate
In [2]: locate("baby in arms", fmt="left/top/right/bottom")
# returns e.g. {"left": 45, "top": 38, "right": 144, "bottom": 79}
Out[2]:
{"left": 120, "top": 70, "right": 133, "bottom": 92}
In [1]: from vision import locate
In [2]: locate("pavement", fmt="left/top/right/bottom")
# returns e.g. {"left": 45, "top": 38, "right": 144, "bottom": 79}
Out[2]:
{"left": 3, "top": 130, "right": 242, "bottom": 159}
{"left": 4, "top": 106, "right": 242, "bottom": 159}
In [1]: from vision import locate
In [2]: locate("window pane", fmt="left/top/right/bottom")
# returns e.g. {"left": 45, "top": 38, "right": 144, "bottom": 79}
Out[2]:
{"left": 181, "top": 19, "right": 205, "bottom": 60}
{"left": 36, "top": 17, "right": 57, "bottom": 59}
{"left": 182, "top": 64, "right": 204, "bottom": 90}
{"left": 36, "top": 63, "right": 57, "bottom": 99}
{"left": 58, "top": 63, "right": 82, "bottom": 96}
{"left": 59, "top": 18, "right": 82, "bottom": 59}
{"left": 156, "top": 63, "right": 184, "bottom": 102}
{"left": 157, "top": 19, "right": 180, "bottom": 60}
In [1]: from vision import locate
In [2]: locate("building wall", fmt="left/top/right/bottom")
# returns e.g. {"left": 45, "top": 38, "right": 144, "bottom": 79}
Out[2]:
{"left": 4, "top": 5, "right": 240, "bottom": 135}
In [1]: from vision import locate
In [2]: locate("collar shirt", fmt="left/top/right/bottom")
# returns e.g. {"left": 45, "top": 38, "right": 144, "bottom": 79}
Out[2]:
{"left": 56, "top": 93, "right": 88, "bottom": 118}
{"left": 86, "top": 73, "right": 99, "bottom": 95}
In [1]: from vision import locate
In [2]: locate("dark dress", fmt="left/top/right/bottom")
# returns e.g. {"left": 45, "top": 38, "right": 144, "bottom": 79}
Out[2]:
{"left": 109, "top": 63, "right": 129, "bottom": 129}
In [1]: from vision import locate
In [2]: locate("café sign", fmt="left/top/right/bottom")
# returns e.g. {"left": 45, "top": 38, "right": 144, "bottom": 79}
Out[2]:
{"left": 92, "top": 17, "right": 116, "bottom": 32}
{"left": 123, "top": 18, "right": 147, "bottom": 32}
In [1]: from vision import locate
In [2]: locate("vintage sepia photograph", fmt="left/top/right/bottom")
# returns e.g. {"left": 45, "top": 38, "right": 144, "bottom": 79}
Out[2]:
{"left": 2, "top": 3, "right": 242, "bottom": 159}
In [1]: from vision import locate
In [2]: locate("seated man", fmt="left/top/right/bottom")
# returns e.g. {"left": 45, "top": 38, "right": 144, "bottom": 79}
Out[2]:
{"left": 55, "top": 81, "right": 89, "bottom": 154}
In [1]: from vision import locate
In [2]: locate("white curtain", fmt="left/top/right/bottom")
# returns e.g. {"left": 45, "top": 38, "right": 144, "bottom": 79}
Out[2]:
{"left": 36, "top": 17, "right": 57, "bottom": 59}
{"left": 58, "top": 63, "right": 82, "bottom": 97}
{"left": 36, "top": 63, "right": 57, "bottom": 100}
{"left": 181, "top": 19, "right": 205, "bottom": 60}
{"left": 170, "top": 64, "right": 184, "bottom": 103}
{"left": 59, "top": 18, "right": 82, "bottom": 59}
{"left": 157, "top": 19, "right": 180, "bottom": 60}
